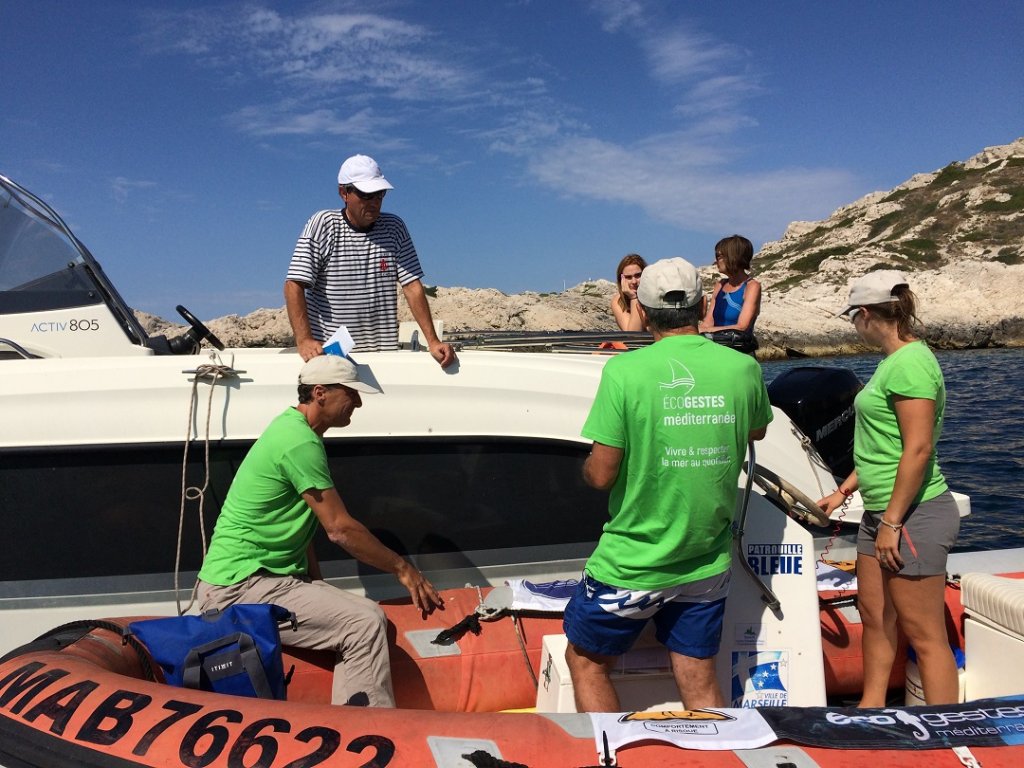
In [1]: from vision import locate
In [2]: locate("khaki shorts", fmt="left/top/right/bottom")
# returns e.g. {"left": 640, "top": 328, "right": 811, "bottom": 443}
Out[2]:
{"left": 857, "top": 491, "right": 960, "bottom": 576}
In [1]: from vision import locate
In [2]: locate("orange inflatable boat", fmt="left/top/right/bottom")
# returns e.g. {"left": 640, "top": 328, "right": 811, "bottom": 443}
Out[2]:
{"left": 3, "top": 585, "right": 1024, "bottom": 768}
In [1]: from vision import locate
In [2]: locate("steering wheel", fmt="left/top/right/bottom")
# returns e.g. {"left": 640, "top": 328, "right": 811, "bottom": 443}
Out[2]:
{"left": 746, "top": 464, "right": 832, "bottom": 528}
{"left": 176, "top": 305, "right": 225, "bottom": 351}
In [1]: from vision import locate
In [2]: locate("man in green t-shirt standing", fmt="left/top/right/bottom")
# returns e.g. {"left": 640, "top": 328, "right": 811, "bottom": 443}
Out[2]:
{"left": 197, "top": 355, "right": 443, "bottom": 707}
{"left": 564, "top": 257, "right": 774, "bottom": 712}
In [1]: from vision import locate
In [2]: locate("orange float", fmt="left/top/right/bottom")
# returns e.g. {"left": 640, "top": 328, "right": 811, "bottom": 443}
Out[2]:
{"left": 3, "top": 586, "right": 1024, "bottom": 768}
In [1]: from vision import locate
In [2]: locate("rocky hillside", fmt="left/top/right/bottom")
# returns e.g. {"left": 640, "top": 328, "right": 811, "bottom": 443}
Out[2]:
{"left": 135, "top": 282, "right": 622, "bottom": 348}
{"left": 138, "top": 137, "right": 1024, "bottom": 358}
{"left": 751, "top": 136, "right": 1024, "bottom": 356}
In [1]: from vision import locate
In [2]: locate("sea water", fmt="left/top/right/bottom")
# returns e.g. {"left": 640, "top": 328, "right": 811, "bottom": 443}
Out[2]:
{"left": 762, "top": 347, "right": 1024, "bottom": 553}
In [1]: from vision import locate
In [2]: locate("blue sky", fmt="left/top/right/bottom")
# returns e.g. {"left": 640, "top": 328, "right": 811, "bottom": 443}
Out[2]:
{"left": 4, "top": 0, "right": 1022, "bottom": 321}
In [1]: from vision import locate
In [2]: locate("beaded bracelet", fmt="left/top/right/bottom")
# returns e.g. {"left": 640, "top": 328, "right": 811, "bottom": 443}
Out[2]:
{"left": 879, "top": 519, "right": 903, "bottom": 532}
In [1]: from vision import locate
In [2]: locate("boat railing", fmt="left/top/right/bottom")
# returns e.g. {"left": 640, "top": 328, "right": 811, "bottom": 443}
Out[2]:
{"left": 0, "top": 338, "right": 40, "bottom": 360}
{"left": 444, "top": 329, "right": 654, "bottom": 353}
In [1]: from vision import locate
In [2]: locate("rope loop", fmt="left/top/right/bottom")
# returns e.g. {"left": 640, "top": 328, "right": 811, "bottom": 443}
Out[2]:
{"left": 175, "top": 360, "right": 238, "bottom": 616}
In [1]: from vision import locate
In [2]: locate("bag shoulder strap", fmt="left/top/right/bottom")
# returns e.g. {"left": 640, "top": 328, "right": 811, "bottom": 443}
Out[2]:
{"left": 182, "top": 632, "right": 274, "bottom": 699}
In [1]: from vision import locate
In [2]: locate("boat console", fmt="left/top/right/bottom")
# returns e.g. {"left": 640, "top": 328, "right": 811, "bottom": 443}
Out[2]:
{"left": 0, "top": 174, "right": 217, "bottom": 359}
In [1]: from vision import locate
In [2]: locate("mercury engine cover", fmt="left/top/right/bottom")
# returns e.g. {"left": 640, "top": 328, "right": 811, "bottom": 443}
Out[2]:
{"left": 767, "top": 366, "right": 862, "bottom": 478}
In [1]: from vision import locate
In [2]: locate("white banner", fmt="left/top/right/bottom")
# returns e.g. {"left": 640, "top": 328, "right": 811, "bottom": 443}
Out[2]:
{"left": 590, "top": 707, "right": 777, "bottom": 756}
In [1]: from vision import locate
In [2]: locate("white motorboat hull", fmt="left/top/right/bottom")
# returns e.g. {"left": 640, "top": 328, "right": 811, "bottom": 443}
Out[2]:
{"left": 1, "top": 345, "right": 852, "bottom": 654}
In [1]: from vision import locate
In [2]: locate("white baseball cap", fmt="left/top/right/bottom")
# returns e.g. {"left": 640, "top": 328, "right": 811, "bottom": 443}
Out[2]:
{"left": 298, "top": 355, "right": 381, "bottom": 394}
{"left": 337, "top": 154, "right": 394, "bottom": 193}
{"left": 839, "top": 270, "right": 909, "bottom": 317}
{"left": 637, "top": 257, "right": 704, "bottom": 309}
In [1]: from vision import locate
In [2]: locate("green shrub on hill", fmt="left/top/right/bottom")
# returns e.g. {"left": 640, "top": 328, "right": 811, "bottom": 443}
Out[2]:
{"left": 813, "top": 245, "right": 855, "bottom": 258}
{"left": 868, "top": 211, "right": 902, "bottom": 240}
{"left": 757, "top": 144, "right": 1023, "bottom": 296}
{"left": 977, "top": 187, "right": 1024, "bottom": 213}
{"left": 930, "top": 162, "right": 970, "bottom": 188}
{"left": 768, "top": 274, "right": 803, "bottom": 292}
{"left": 897, "top": 239, "right": 942, "bottom": 265}
{"left": 881, "top": 188, "right": 912, "bottom": 204}
{"left": 757, "top": 252, "right": 787, "bottom": 271}
{"left": 789, "top": 251, "right": 831, "bottom": 273}
{"left": 929, "top": 160, "right": 1004, "bottom": 190}
{"left": 995, "top": 248, "right": 1022, "bottom": 265}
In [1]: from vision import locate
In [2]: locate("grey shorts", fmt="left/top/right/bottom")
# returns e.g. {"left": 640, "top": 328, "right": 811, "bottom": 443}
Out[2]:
{"left": 857, "top": 491, "right": 960, "bottom": 576}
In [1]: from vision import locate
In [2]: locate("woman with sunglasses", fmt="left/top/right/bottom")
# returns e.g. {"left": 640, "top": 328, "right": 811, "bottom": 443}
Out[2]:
{"left": 817, "top": 270, "right": 960, "bottom": 706}
{"left": 610, "top": 254, "right": 647, "bottom": 331}
{"left": 700, "top": 234, "right": 761, "bottom": 336}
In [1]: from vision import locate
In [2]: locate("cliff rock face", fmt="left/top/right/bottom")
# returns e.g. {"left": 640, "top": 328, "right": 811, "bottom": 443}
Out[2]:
{"left": 138, "top": 137, "right": 1024, "bottom": 358}
{"left": 752, "top": 136, "right": 1024, "bottom": 357}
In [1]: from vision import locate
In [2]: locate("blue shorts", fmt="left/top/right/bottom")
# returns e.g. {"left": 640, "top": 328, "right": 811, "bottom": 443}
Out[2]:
{"left": 563, "top": 571, "right": 729, "bottom": 658}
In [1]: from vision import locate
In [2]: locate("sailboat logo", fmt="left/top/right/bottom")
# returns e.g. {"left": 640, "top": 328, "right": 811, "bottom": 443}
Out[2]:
{"left": 660, "top": 359, "right": 696, "bottom": 393}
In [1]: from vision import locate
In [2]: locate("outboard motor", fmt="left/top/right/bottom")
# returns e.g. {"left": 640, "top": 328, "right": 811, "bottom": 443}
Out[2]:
{"left": 767, "top": 366, "right": 862, "bottom": 478}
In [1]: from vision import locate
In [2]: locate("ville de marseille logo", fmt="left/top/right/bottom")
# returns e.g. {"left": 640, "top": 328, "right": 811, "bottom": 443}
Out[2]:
{"left": 660, "top": 359, "right": 696, "bottom": 394}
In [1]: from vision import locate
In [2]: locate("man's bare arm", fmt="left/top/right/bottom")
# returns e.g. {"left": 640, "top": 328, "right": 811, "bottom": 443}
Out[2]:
{"left": 285, "top": 279, "right": 323, "bottom": 361}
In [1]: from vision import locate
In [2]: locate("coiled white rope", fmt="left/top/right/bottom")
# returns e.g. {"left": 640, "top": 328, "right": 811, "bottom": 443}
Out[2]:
{"left": 175, "top": 362, "right": 237, "bottom": 615}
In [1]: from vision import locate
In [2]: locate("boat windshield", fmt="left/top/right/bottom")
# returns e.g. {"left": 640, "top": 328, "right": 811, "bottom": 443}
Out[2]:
{"left": 0, "top": 174, "right": 148, "bottom": 345}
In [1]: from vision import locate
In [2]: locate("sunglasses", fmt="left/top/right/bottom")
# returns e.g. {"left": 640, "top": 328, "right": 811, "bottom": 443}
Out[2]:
{"left": 322, "top": 383, "right": 360, "bottom": 396}
{"left": 346, "top": 186, "right": 387, "bottom": 201}
{"left": 847, "top": 307, "right": 864, "bottom": 322}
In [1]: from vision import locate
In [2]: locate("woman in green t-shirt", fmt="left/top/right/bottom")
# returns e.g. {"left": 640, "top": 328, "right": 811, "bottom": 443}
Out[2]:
{"left": 817, "top": 271, "right": 960, "bottom": 707}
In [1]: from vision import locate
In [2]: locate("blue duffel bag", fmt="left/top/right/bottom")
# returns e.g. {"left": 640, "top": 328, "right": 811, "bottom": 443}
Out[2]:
{"left": 129, "top": 604, "right": 297, "bottom": 700}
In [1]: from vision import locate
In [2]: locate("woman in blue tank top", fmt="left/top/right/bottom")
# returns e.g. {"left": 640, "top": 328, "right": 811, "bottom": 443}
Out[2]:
{"left": 700, "top": 234, "right": 761, "bottom": 335}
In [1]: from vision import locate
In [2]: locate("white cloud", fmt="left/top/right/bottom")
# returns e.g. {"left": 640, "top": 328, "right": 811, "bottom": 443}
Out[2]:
{"left": 644, "top": 27, "right": 743, "bottom": 83}
{"left": 139, "top": 5, "right": 481, "bottom": 144}
{"left": 516, "top": 1, "right": 853, "bottom": 239}
{"left": 226, "top": 103, "right": 391, "bottom": 138}
{"left": 587, "top": 1, "right": 761, "bottom": 127}
{"left": 528, "top": 135, "right": 858, "bottom": 240}
{"left": 477, "top": 109, "right": 587, "bottom": 155}
{"left": 674, "top": 75, "right": 762, "bottom": 120}
{"left": 110, "top": 177, "right": 157, "bottom": 204}
{"left": 144, "top": 6, "right": 471, "bottom": 100}
{"left": 141, "top": 3, "right": 857, "bottom": 239}
{"left": 589, "top": 0, "right": 646, "bottom": 33}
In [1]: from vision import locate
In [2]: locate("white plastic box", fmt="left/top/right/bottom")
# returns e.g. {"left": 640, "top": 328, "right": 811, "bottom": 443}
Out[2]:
{"left": 904, "top": 648, "right": 966, "bottom": 705}
{"left": 962, "top": 618, "right": 1024, "bottom": 700}
{"left": 535, "top": 634, "right": 683, "bottom": 713}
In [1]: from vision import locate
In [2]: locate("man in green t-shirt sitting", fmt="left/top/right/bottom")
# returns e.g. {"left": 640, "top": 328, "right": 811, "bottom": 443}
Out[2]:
{"left": 197, "top": 355, "right": 443, "bottom": 707}
{"left": 564, "top": 257, "right": 774, "bottom": 712}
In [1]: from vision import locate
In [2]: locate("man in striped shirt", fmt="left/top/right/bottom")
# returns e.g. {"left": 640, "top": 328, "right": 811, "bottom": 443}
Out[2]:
{"left": 285, "top": 155, "right": 456, "bottom": 368}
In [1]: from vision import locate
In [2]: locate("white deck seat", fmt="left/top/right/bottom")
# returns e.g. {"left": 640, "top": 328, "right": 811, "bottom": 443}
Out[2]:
{"left": 960, "top": 573, "right": 1024, "bottom": 700}
{"left": 960, "top": 573, "right": 1024, "bottom": 640}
